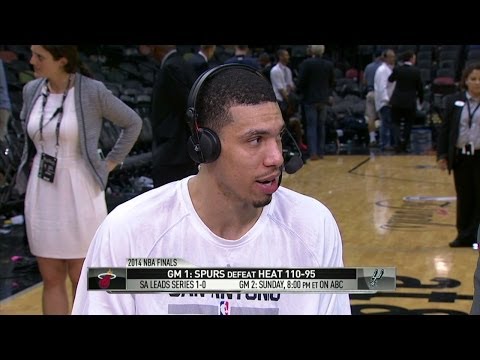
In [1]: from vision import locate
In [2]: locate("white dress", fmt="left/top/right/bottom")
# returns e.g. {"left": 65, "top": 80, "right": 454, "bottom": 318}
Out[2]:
{"left": 25, "top": 88, "right": 107, "bottom": 259}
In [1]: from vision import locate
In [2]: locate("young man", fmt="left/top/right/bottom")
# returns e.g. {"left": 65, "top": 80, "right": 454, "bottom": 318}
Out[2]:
{"left": 72, "top": 64, "right": 351, "bottom": 315}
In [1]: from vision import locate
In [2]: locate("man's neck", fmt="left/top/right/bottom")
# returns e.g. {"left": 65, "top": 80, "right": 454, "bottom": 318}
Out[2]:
{"left": 188, "top": 176, "right": 263, "bottom": 240}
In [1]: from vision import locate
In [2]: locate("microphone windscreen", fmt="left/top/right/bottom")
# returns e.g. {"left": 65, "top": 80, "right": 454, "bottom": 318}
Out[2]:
{"left": 284, "top": 155, "right": 303, "bottom": 174}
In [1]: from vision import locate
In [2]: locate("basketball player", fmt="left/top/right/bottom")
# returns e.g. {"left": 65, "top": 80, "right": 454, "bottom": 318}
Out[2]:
{"left": 72, "top": 64, "right": 350, "bottom": 315}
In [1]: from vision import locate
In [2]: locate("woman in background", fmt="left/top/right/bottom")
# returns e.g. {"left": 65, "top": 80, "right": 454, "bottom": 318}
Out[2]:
{"left": 15, "top": 45, "right": 142, "bottom": 314}
{"left": 438, "top": 62, "right": 480, "bottom": 248}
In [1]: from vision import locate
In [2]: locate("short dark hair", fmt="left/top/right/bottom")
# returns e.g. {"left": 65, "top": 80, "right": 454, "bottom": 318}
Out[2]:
{"left": 196, "top": 67, "right": 276, "bottom": 133}
{"left": 400, "top": 50, "right": 415, "bottom": 62}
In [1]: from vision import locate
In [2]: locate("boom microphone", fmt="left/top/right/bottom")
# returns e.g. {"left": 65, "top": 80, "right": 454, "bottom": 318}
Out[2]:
{"left": 282, "top": 128, "right": 304, "bottom": 174}
{"left": 284, "top": 154, "right": 303, "bottom": 174}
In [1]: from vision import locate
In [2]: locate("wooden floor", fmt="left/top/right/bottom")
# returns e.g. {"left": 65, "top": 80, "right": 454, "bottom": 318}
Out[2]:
{"left": 1, "top": 154, "right": 477, "bottom": 315}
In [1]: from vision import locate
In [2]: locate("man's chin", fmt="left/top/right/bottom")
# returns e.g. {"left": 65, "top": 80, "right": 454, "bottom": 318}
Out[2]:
{"left": 253, "top": 195, "right": 272, "bottom": 208}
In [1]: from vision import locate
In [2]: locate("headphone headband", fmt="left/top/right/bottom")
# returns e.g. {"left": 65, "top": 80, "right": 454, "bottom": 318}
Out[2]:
{"left": 186, "top": 64, "right": 265, "bottom": 164}
{"left": 187, "top": 63, "right": 264, "bottom": 123}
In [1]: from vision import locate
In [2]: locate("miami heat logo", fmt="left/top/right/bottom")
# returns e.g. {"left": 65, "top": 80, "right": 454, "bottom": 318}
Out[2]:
{"left": 98, "top": 269, "right": 117, "bottom": 289}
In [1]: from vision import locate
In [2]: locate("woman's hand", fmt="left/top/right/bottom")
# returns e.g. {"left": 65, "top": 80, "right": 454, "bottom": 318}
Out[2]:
{"left": 438, "top": 158, "right": 447, "bottom": 171}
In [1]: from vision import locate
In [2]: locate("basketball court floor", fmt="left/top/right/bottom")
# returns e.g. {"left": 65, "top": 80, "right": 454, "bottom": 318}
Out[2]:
{"left": 0, "top": 153, "right": 476, "bottom": 315}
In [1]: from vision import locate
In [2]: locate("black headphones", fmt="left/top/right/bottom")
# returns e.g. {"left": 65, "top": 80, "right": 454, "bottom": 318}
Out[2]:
{"left": 185, "top": 63, "right": 265, "bottom": 164}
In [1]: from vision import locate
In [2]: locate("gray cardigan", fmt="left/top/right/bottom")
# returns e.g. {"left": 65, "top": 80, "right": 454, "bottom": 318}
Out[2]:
{"left": 15, "top": 73, "right": 142, "bottom": 194}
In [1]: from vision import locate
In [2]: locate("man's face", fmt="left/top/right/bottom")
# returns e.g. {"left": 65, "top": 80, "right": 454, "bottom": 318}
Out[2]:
{"left": 385, "top": 50, "right": 396, "bottom": 66}
{"left": 210, "top": 102, "right": 284, "bottom": 208}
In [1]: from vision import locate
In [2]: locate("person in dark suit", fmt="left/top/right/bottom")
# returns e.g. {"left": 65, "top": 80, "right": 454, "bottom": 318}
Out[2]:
{"left": 188, "top": 45, "right": 216, "bottom": 80}
{"left": 297, "top": 45, "right": 335, "bottom": 160}
{"left": 258, "top": 52, "right": 274, "bottom": 83}
{"left": 472, "top": 254, "right": 480, "bottom": 314}
{"left": 438, "top": 62, "right": 480, "bottom": 247}
{"left": 388, "top": 50, "right": 424, "bottom": 153}
{"left": 149, "top": 45, "right": 198, "bottom": 187}
{"left": 224, "top": 45, "right": 259, "bottom": 70}
{"left": 208, "top": 45, "right": 233, "bottom": 67}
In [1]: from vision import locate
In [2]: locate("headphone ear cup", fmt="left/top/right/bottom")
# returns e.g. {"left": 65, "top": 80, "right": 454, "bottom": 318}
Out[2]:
{"left": 199, "top": 128, "right": 221, "bottom": 163}
{"left": 187, "top": 128, "right": 221, "bottom": 163}
{"left": 187, "top": 135, "right": 203, "bottom": 163}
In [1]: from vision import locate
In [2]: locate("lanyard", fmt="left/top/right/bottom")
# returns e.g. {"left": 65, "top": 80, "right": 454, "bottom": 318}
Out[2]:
{"left": 466, "top": 97, "right": 480, "bottom": 129}
{"left": 39, "top": 76, "right": 71, "bottom": 154}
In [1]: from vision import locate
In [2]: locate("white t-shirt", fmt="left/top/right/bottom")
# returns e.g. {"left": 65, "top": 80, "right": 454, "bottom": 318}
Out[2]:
{"left": 374, "top": 62, "right": 395, "bottom": 111}
{"left": 72, "top": 176, "right": 351, "bottom": 315}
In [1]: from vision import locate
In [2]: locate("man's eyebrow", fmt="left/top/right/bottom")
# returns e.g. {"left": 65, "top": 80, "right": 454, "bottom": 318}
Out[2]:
{"left": 242, "top": 129, "right": 271, "bottom": 137}
{"left": 241, "top": 126, "right": 286, "bottom": 138}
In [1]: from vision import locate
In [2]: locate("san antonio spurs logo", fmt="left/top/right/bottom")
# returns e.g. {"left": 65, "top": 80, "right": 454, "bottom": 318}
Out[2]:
{"left": 370, "top": 269, "right": 384, "bottom": 287}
